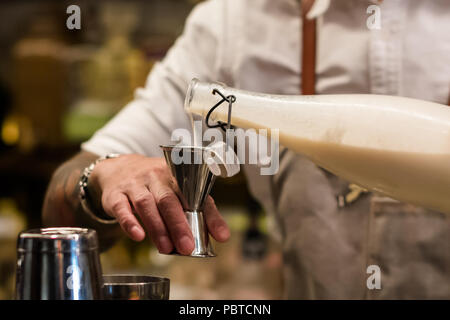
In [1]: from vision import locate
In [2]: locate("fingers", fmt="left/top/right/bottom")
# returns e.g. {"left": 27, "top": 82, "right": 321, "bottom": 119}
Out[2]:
{"left": 98, "top": 156, "right": 222, "bottom": 256}
{"left": 127, "top": 186, "right": 173, "bottom": 254}
{"left": 151, "top": 183, "right": 195, "bottom": 255}
{"left": 102, "top": 192, "right": 145, "bottom": 242}
{"left": 203, "top": 196, "right": 230, "bottom": 242}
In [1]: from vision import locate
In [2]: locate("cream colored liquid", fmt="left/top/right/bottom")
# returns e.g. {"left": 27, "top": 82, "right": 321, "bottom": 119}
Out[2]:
{"left": 228, "top": 117, "right": 450, "bottom": 214}
{"left": 283, "top": 134, "right": 450, "bottom": 214}
{"left": 186, "top": 80, "right": 450, "bottom": 214}
{"left": 188, "top": 112, "right": 203, "bottom": 147}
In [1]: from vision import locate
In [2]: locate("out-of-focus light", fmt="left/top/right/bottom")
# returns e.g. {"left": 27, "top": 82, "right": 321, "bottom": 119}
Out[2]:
{"left": 1, "top": 117, "right": 20, "bottom": 145}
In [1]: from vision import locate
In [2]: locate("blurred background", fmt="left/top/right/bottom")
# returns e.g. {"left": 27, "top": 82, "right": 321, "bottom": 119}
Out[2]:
{"left": 0, "top": 0, "right": 283, "bottom": 299}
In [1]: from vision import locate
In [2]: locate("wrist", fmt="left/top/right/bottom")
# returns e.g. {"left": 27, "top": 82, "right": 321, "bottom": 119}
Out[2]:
{"left": 87, "top": 164, "right": 103, "bottom": 208}
{"left": 79, "top": 153, "right": 120, "bottom": 224}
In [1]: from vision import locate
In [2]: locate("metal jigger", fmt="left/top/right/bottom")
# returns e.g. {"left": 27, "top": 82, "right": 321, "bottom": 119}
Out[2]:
{"left": 161, "top": 145, "right": 217, "bottom": 258}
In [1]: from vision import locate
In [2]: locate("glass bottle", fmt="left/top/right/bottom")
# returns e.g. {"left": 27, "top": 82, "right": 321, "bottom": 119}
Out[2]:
{"left": 185, "top": 78, "right": 450, "bottom": 214}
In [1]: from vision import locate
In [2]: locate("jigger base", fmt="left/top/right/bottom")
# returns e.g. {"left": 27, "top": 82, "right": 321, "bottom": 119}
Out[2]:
{"left": 164, "top": 210, "right": 217, "bottom": 258}
{"left": 168, "top": 251, "right": 216, "bottom": 258}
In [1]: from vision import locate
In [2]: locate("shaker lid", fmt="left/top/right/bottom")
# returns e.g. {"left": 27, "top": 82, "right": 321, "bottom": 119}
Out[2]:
{"left": 17, "top": 227, "right": 99, "bottom": 252}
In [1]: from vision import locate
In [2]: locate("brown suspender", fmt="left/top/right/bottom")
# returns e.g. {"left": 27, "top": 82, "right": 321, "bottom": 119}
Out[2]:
{"left": 301, "top": 0, "right": 317, "bottom": 95}
{"left": 448, "top": 88, "right": 450, "bottom": 106}
{"left": 300, "top": 1, "right": 450, "bottom": 106}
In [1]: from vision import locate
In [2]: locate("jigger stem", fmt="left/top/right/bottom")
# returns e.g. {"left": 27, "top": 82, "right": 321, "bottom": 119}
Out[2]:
{"left": 184, "top": 210, "right": 216, "bottom": 258}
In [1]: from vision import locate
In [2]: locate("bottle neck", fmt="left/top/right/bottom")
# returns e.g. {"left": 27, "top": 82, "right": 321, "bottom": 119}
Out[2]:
{"left": 184, "top": 78, "right": 312, "bottom": 127}
{"left": 185, "top": 78, "right": 450, "bottom": 155}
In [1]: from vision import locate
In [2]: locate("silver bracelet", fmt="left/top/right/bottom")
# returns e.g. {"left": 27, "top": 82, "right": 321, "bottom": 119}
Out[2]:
{"left": 79, "top": 153, "right": 121, "bottom": 224}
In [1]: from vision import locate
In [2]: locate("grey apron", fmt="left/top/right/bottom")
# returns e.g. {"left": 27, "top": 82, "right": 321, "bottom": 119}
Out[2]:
{"left": 243, "top": 148, "right": 450, "bottom": 299}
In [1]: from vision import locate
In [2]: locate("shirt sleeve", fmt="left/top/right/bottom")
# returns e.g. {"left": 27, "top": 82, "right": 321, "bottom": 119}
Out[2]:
{"left": 81, "top": 0, "right": 224, "bottom": 157}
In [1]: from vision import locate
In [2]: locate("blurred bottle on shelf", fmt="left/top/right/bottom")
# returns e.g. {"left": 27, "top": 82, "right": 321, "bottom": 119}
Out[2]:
{"left": 0, "top": 198, "right": 26, "bottom": 299}
{"left": 242, "top": 198, "right": 268, "bottom": 261}
{"left": 11, "top": 15, "right": 70, "bottom": 152}
{"left": 0, "top": 81, "right": 14, "bottom": 153}
{"left": 64, "top": 2, "right": 151, "bottom": 143}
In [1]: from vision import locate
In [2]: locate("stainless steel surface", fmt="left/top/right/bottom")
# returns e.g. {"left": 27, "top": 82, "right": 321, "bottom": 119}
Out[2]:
{"left": 185, "top": 210, "right": 215, "bottom": 257}
{"left": 15, "top": 227, "right": 104, "bottom": 300}
{"left": 161, "top": 145, "right": 217, "bottom": 257}
{"left": 103, "top": 275, "right": 170, "bottom": 300}
{"left": 161, "top": 145, "right": 216, "bottom": 211}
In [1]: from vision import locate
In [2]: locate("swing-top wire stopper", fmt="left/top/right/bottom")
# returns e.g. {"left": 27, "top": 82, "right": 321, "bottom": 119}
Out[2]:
{"left": 205, "top": 88, "right": 236, "bottom": 132}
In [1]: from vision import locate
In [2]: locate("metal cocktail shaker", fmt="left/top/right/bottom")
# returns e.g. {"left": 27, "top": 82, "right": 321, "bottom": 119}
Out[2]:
{"left": 15, "top": 227, "right": 104, "bottom": 300}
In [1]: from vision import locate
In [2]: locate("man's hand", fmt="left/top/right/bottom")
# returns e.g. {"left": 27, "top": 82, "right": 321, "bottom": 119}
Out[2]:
{"left": 89, "top": 154, "right": 230, "bottom": 255}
